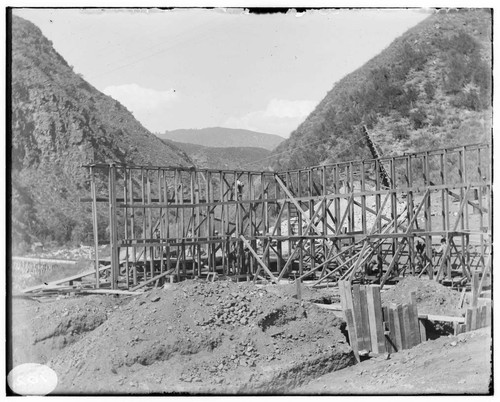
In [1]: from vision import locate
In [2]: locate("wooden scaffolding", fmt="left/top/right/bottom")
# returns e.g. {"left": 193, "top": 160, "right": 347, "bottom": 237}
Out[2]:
{"left": 83, "top": 142, "right": 492, "bottom": 291}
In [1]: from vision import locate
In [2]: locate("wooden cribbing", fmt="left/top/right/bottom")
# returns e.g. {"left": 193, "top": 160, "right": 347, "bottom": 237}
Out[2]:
{"left": 382, "top": 296, "right": 423, "bottom": 352}
{"left": 465, "top": 299, "right": 491, "bottom": 332}
{"left": 341, "top": 282, "right": 424, "bottom": 357}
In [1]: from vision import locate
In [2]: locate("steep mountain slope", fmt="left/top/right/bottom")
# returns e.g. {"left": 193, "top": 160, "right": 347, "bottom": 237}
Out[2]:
{"left": 163, "top": 139, "right": 272, "bottom": 170}
{"left": 10, "top": 15, "right": 193, "bottom": 249}
{"left": 271, "top": 9, "right": 492, "bottom": 170}
{"left": 158, "top": 127, "right": 284, "bottom": 151}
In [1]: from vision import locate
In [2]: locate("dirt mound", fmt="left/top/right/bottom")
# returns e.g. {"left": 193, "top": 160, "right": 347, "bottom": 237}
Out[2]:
{"left": 11, "top": 295, "right": 120, "bottom": 366}
{"left": 295, "top": 326, "right": 492, "bottom": 394}
{"left": 381, "top": 277, "right": 468, "bottom": 316}
{"left": 48, "top": 280, "right": 354, "bottom": 394}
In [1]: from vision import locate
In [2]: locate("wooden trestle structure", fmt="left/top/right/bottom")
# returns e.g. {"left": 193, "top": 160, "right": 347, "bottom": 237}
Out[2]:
{"left": 84, "top": 142, "right": 491, "bottom": 291}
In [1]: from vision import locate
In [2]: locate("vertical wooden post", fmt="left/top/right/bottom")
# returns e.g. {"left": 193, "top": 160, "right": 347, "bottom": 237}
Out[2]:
{"left": 321, "top": 166, "right": 328, "bottom": 266}
{"left": 276, "top": 175, "right": 282, "bottom": 274}
{"left": 90, "top": 166, "right": 100, "bottom": 289}
{"left": 308, "top": 169, "right": 315, "bottom": 276}
{"left": 461, "top": 146, "right": 470, "bottom": 273}
{"left": 108, "top": 164, "right": 119, "bottom": 290}
{"left": 130, "top": 169, "right": 137, "bottom": 286}
{"left": 348, "top": 163, "right": 354, "bottom": 234}
{"left": 165, "top": 171, "right": 171, "bottom": 275}
{"left": 477, "top": 148, "right": 484, "bottom": 273}
{"left": 220, "top": 171, "right": 226, "bottom": 275}
{"left": 159, "top": 169, "right": 165, "bottom": 277}
{"left": 147, "top": 170, "right": 153, "bottom": 279}
{"left": 141, "top": 168, "right": 147, "bottom": 282}
{"left": 374, "top": 159, "right": 382, "bottom": 275}
{"left": 406, "top": 155, "right": 414, "bottom": 276}
{"left": 123, "top": 168, "right": 129, "bottom": 289}
{"left": 423, "top": 152, "right": 432, "bottom": 273}
{"left": 207, "top": 172, "right": 213, "bottom": 272}
{"left": 361, "top": 161, "right": 367, "bottom": 235}
{"left": 390, "top": 158, "right": 398, "bottom": 270}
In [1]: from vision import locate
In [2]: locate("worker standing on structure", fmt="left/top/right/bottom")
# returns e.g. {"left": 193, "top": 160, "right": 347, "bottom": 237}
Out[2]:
{"left": 236, "top": 179, "right": 244, "bottom": 199}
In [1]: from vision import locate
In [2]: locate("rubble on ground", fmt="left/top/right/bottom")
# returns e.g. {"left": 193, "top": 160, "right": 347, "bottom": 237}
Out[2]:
{"left": 44, "top": 280, "right": 353, "bottom": 394}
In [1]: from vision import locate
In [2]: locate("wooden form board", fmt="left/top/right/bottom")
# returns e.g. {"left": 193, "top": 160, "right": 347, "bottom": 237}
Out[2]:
{"left": 382, "top": 291, "right": 423, "bottom": 352}
{"left": 339, "top": 281, "right": 387, "bottom": 358}
{"left": 465, "top": 300, "right": 492, "bottom": 332}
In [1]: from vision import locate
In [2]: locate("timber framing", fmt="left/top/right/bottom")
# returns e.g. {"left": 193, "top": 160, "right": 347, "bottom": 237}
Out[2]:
{"left": 81, "top": 142, "right": 491, "bottom": 290}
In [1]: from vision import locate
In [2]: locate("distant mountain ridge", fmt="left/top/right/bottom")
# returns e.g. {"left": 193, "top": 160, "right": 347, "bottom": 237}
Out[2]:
{"left": 162, "top": 139, "right": 272, "bottom": 171}
{"left": 11, "top": 15, "right": 193, "bottom": 249}
{"left": 271, "top": 9, "right": 492, "bottom": 170}
{"left": 158, "top": 127, "right": 285, "bottom": 151}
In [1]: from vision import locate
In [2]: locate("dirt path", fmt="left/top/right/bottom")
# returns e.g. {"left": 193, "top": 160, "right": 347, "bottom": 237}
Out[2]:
{"left": 295, "top": 327, "right": 492, "bottom": 395}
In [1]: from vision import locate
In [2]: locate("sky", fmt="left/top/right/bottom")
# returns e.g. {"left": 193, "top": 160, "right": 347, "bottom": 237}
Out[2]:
{"left": 13, "top": 7, "right": 431, "bottom": 137}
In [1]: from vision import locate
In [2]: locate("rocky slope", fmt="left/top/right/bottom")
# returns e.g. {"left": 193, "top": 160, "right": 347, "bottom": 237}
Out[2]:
{"left": 158, "top": 127, "right": 284, "bottom": 151}
{"left": 271, "top": 9, "right": 492, "bottom": 170}
{"left": 10, "top": 15, "right": 193, "bottom": 249}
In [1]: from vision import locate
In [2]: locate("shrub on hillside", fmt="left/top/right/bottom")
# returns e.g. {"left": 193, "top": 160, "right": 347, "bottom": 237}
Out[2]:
{"left": 392, "top": 124, "right": 410, "bottom": 141}
{"left": 424, "top": 81, "right": 436, "bottom": 100}
{"left": 409, "top": 108, "right": 428, "bottom": 129}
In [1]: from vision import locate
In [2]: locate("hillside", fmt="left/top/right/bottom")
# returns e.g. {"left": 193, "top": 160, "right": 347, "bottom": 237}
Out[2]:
{"left": 158, "top": 127, "right": 284, "bottom": 151}
{"left": 10, "top": 15, "right": 193, "bottom": 250}
{"left": 271, "top": 9, "right": 492, "bottom": 170}
{"left": 162, "top": 139, "right": 272, "bottom": 170}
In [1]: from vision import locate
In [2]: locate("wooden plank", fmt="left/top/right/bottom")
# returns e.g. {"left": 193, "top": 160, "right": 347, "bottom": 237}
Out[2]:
{"left": 351, "top": 284, "right": 366, "bottom": 351}
{"left": 344, "top": 308, "right": 360, "bottom": 363}
{"left": 408, "top": 292, "right": 420, "bottom": 347}
{"left": 366, "top": 285, "right": 386, "bottom": 354}
{"left": 382, "top": 306, "right": 395, "bottom": 353}
{"left": 392, "top": 305, "right": 403, "bottom": 351}
{"left": 80, "top": 289, "right": 140, "bottom": 296}
{"left": 343, "top": 280, "right": 354, "bottom": 313}
{"left": 479, "top": 305, "right": 487, "bottom": 329}
{"left": 387, "top": 306, "right": 398, "bottom": 352}
{"left": 359, "top": 286, "right": 372, "bottom": 352}
{"left": 401, "top": 304, "right": 411, "bottom": 350}
{"left": 130, "top": 268, "right": 176, "bottom": 291}
{"left": 418, "top": 314, "right": 466, "bottom": 323}
{"left": 471, "top": 270, "right": 480, "bottom": 308}
{"left": 465, "top": 308, "right": 473, "bottom": 332}
{"left": 485, "top": 303, "right": 491, "bottom": 328}
{"left": 418, "top": 319, "right": 427, "bottom": 343}
{"left": 22, "top": 265, "right": 111, "bottom": 293}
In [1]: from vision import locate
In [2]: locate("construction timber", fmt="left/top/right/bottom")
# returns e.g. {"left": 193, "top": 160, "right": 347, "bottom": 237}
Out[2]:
{"left": 82, "top": 142, "right": 491, "bottom": 291}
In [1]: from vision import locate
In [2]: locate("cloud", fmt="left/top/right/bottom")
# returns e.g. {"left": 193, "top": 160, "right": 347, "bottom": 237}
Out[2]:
{"left": 224, "top": 98, "right": 316, "bottom": 137}
{"left": 264, "top": 99, "right": 317, "bottom": 119}
{"left": 103, "top": 83, "right": 178, "bottom": 112}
